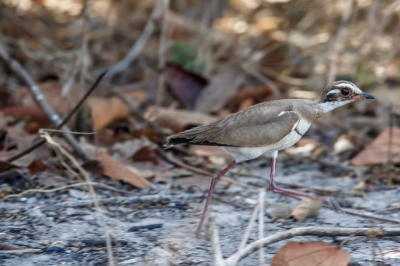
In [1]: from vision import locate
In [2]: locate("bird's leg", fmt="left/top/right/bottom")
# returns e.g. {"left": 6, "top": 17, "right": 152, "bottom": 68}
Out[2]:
{"left": 268, "top": 157, "right": 342, "bottom": 212}
{"left": 196, "top": 160, "right": 237, "bottom": 236}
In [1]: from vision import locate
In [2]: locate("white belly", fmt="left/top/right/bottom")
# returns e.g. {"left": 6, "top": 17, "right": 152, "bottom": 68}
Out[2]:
{"left": 226, "top": 119, "right": 311, "bottom": 162}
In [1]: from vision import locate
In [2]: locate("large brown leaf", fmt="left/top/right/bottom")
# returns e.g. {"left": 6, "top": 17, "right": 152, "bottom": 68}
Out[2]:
{"left": 87, "top": 96, "right": 129, "bottom": 130}
{"left": 195, "top": 64, "right": 244, "bottom": 114}
{"left": 351, "top": 127, "right": 400, "bottom": 166}
{"left": 97, "top": 152, "right": 150, "bottom": 189}
{"left": 271, "top": 242, "right": 349, "bottom": 266}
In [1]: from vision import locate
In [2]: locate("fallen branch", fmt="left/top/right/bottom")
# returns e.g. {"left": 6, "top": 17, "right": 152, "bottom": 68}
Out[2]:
{"left": 105, "top": 0, "right": 163, "bottom": 79}
{"left": 5, "top": 70, "right": 107, "bottom": 163}
{"left": 0, "top": 46, "right": 90, "bottom": 162}
{"left": 42, "top": 193, "right": 203, "bottom": 212}
{"left": 211, "top": 226, "right": 400, "bottom": 266}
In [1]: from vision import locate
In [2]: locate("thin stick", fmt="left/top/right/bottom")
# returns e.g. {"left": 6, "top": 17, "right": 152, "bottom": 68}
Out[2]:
{"left": 154, "top": 0, "right": 170, "bottom": 126}
{"left": 5, "top": 71, "right": 107, "bottom": 163}
{"left": 225, "top": 227, "right": 400, "bottom": 266}
{"left": 0, "top": 249, "right": 42, "bottom": 254}
{"left": 258, "top": 189, "right": 265, "bottom": 266}
{"left": 105, "top": 1, "right": 163, "bottom": 79}
{"left": 210, "top": 227, "right": 226, "bottom": 266}
{"left": 0, "top": 46, "right": 90, "bottom": 162}
{"left": 238, "top": 202, "right": 259, "bottom": 251}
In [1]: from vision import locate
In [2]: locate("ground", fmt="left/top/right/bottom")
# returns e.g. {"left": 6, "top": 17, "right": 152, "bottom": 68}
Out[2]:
{"left": 2, "top": 159, "right": 399, "bottom": 266}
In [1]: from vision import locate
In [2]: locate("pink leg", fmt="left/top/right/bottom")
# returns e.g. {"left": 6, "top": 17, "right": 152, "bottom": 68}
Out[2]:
{"left": 196, "top": 160, "right": 237, "bottom": 235}
{"left": 268, "top": 157, "right": 342, "bottom": 212}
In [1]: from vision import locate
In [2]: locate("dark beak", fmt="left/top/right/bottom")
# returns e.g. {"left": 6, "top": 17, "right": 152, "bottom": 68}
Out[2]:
{"left": 353, "top": 92, "right": 375, "bottom": 99}
{"left": 361, "top": 92, "right": 375, "bottom": 99}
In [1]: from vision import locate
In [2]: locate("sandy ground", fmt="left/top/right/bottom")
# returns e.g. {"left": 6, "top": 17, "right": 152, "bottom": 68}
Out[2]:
{"left": 1, "top": 161, "right": 400, "bottom": 266}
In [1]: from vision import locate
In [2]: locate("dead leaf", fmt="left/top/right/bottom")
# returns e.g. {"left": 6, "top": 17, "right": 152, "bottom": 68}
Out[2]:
{"left": 0, "top": 161, "right": 19, "bottom": 172}
{"left": 351, "top": 127, "right": 400, "bottom": 166}
{"left": 165, "top": 63, "right": 207, "bottom": 110}
{"left": 81, "top": 160, "right": 103, "bottom": 179}
{"left": 226, "top": 86, "right": 273, "bottom": 112}
{"left": 112, "top": 139, "right": 152, "bottom": 158}
{"left": 145, "top": 106, "right": 218, "bottom": 133}
{"left": 97, "top": 151, "right": 150, "bottom": 189}
{"left": 271, "top": 242, "right": 349, "bottom": 266}
{"left": 291, "top": 198, "right": 322, "bottom": 222}
{"left": 195, "top": 64, "right": 245, "bottom": 114}
{"left": 87, "top": 96, "right": 129, "bottom": 130}
{"left": 27, "top": 159, "right": 48, "bottom": 174}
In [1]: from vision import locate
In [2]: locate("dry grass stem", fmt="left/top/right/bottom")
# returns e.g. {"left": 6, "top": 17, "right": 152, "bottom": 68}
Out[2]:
{"left": 39, "top": 131, "right": 114, "bottom": 266}
{"left": 258, "top": 189, "right": 265, "bottom": 266}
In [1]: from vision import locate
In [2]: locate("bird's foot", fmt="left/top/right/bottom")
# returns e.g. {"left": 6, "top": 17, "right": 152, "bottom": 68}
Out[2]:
{"left": 325, "top": 198, "right": 344, "bottom": 213}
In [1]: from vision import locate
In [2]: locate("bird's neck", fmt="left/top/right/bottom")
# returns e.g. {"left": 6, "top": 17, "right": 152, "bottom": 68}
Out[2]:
{"left": 316, "top": 99, "right": 353, "bottom": 114}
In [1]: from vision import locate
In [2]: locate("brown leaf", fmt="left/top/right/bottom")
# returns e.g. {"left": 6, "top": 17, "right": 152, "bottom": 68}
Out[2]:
{"left": 226, "top": 86, "right": 273, "bottom": 112}
{"left": 271, "top": 242, "right": 349, "bottom": 266}
{"left": 145, "top": 106, "right": 218, "bottom": 133}
{"left": 291, "top": 198, "right": 322, "bottom": 222}
{"left": 351, "top": 127, "right": 400, "bottom": 166}
{"left": 0, "top": 161, "right": 19, "bottom": 172}
{"left": 87, "top": 96, "right": 129, "bottom": 130}
{"left": 195, "top": 64, "right": 245, "bottom": 114}
{"left": 27, "top": 159, "right": 48, "bottom": 174}
{"left": 165, "top": 63, "right": 207, "bottom": 110}
{"left": 97, "top": 152, "right": 150, "bottom": 189}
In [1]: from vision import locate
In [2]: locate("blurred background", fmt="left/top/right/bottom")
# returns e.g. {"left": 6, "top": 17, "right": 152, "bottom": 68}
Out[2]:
{"left": 0, "top": 0, "right": 399, "bottom": 168}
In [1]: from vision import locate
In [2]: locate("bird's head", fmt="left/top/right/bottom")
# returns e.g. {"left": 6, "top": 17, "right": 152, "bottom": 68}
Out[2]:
{"left": 318, "top": 81, "right": 375, "bottom": 113}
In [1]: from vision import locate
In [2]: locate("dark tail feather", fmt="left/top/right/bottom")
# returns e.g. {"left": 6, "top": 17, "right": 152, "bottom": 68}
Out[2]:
{"left": 164, "top": 136, "right": 232, "bottom": 148}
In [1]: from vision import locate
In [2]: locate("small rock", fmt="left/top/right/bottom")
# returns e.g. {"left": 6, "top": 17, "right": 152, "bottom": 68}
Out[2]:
{"left": 68, "top": 189, "right": 88, "bottom": 199}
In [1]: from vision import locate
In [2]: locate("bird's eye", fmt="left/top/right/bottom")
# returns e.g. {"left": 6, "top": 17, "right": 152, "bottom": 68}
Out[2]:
{"left": 340, "top": 87, "right": 350, "bottom": 96}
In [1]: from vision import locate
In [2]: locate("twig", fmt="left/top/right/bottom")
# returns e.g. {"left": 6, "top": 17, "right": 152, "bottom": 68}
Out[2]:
{"left": 3, "top": 181, "right": 132, "bottom": 200}
{"left": 79, "top": 0, "right": 89, "bottom": 98}
{"left": 224, "top": 227, "right": 400, "bottom": 266}
{"left": 342, "top": 209, "right": 400, "bottom": 224}
{"left": 238, "top": 201, "right": 259, "bottom": 251}
{"left": 258, "top": 189, "right": 265, "bottom": 266}
{"left": 211, "top": 227, "right": 225, "bottom": 266}
{"left": 327, "top": 0, "right": 354, "bottom": 84}
{"left": 0, "top": 249, "right": 42, "bottom": 254}
{"left": 5, "top": 71, "right": 107, "bottom": 163}
{"left": 105, "top": 1, "right": 163, "bottom": 79}
{"left": 0, "top": 46, "right": 90, "bottom": 162}
{"left": 42, "top": 193, "right": 203, "bottom": 212}
{"left": 154, "top": 0, "right": 170, "bottom": 125}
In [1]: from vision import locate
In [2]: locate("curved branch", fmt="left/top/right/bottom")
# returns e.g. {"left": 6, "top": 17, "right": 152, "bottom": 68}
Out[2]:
{"left": 224, "top": 226, "right": 400, "bottom": 265}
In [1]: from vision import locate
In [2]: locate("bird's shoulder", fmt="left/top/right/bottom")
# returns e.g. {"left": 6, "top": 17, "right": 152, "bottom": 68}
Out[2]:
{"left": 213, "top": 98, "right": 316, "bottom": 128}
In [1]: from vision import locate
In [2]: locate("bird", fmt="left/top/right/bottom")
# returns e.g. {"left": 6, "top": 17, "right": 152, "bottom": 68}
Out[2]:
{"left": 164, "top": 81, "right": 375, "bottom": 235}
